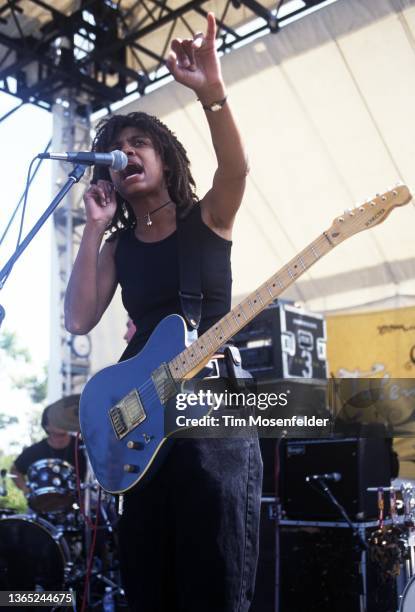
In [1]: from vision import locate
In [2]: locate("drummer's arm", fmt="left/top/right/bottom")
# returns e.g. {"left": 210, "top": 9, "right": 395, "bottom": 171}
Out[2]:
{"left": 10, "top": 464, "right": 30, "bottom": 495}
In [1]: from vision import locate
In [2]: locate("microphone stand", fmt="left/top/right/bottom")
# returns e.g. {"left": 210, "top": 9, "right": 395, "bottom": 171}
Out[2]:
{"left": 313, "top": 477, "right": 368, "bottom": 551}
{"left": 0, "top": 164, "right": 87, "bottom": 325}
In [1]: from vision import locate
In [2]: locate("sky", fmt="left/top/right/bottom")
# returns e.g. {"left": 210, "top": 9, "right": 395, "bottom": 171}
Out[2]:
{"left": 0, "top": 92, "right": 53, "bottom": 453}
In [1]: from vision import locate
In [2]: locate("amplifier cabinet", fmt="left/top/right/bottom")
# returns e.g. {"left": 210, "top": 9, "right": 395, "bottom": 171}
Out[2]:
{"left": 251, "top": 502, "right": 398, "bottom": 612}
{"left": 278, "top": 520, "right": 398, "bottom": 612}
{"left": 279, "top": 437, "right": 392, "bottom": 521}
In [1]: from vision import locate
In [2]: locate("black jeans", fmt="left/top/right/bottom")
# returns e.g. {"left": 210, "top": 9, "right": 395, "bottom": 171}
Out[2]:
{"left": 118, "top": 437, "right": 263, "bottom": 612}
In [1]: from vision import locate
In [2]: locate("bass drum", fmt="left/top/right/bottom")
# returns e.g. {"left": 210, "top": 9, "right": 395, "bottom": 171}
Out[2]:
{"left": 400, "top": 575, "right": 415, "bottom": 611}
{"left": 0, "top": 515, "right": 71, "bottom": 590}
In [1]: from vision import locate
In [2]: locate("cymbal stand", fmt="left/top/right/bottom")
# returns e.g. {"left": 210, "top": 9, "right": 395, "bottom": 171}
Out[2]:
{"left": 90, "top": 566, "right": 126, "bottom": 609}
{"left": 98, "top": 497, "right": 114, "bottom": 533}
{"left": 92, "top": 493, "right": 125, "bottom": 607}
{"left": 77, "top": 441, "right": 97, "bottom": 606}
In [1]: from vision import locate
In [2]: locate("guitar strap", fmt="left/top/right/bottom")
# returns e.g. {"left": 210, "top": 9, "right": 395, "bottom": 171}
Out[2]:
{"left": 177, "top": 205, "right": 203, "bottom": 331}
{"left": 177, "top": 205, "right": 253, "bottom": 390}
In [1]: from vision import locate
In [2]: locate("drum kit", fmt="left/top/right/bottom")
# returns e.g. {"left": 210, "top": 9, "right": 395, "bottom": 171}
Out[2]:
{"left": 0, "top": 395, "right": 126, "bottom": 610}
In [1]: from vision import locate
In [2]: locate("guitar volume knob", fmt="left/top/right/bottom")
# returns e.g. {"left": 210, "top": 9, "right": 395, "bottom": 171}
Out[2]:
{"left": 124, "top": 464, "right": 140, "bottom": 473}
{"left": 127, "top": 440, "right": 145, "bottom": 450}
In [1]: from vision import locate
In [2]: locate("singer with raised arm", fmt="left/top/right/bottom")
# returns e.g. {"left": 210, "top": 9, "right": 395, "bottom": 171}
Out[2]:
{"left": 64, "top": 13, "right": 262, "bottom": 612}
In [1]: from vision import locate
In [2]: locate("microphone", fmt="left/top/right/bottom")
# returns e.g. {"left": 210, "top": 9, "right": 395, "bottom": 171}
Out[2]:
{"left": 305, "top": 472, "right": 342, "bottom": 483}
{"left": 38, "top": 150, "right": 128, "bottom": 171}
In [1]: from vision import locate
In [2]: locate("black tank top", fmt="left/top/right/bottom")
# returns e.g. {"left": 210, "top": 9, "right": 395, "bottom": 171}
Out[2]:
{"left": 115, "top": 204, "right": 232, "bottom": 360}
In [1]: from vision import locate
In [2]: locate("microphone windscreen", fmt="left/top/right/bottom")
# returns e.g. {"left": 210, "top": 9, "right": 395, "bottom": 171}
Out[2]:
{"left": 112, "top": 150, "right": 128, "bottom": 171}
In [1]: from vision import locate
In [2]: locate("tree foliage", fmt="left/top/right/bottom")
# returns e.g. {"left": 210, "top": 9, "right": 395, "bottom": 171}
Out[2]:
{"left": 0, "top": 330, "right": 47, "bottom": 432}
{"left": 0, "top": 331, "right": 30, "bottom": 362}
{"left": 0, "top": 455, "right": 27, "bottom": 513}
{"left": 12, "top": 370, "right": 47, "bottom": 404}
{"left": 0, "top": 414, "right": 18, "bottom": 429}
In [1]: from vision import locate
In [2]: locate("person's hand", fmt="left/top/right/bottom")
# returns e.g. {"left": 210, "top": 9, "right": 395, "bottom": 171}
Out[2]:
{"left": 166, "top": 12, "right": 225, "bottom": 102}
{"left": 83, "top": 179, "right": 117, "bottom": 228}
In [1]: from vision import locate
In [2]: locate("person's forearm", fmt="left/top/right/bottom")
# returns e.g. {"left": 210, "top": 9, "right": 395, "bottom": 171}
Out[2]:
{"left": 64, "top": 222, "right": 106, "bottom": 334}
{"left": 14, "top": 474, "right": 29, "bottom": 495}
{"left": 197, "top": 82, "right": 249, "bottom": 178}
{"left": 11, "top": 467, "right": 29, "bottom": 495}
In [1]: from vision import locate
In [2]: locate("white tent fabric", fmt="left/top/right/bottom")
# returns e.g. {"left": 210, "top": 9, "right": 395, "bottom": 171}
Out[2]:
{"left": 90, "top": 0, "right": 415, "bottom": 372}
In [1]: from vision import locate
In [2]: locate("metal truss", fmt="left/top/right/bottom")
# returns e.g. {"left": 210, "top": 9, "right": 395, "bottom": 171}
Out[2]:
{"left": 49, "top": 96, "right": 92, "bottom": 397}
{"left": 0, "top": 0, "right": 334, "bottom": 116}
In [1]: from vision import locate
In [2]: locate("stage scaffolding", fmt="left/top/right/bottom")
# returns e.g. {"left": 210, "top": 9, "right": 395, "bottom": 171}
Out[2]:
{"left": 48, "top": 98, "right": 91, "bottom": 398}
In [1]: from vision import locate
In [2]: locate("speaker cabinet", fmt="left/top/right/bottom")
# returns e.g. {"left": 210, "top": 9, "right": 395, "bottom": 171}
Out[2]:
{"left": 251, "top": 501, "right": 398, "bottom": 612}
{"left": 280, "top": 437, "right": 392, "bottom": 521}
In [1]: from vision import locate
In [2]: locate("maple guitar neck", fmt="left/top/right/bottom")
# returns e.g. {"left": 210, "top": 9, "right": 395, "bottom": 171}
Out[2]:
{"left": 168, "top": 232, "right": 332, "bottom": 380}
{"left": 168, "top": 185, "right": 413, "bottom": 380}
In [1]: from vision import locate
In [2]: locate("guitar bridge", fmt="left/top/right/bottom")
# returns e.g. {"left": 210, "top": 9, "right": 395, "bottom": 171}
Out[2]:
{"left": 109, "top": 389, "right": 146, "bottom": 440}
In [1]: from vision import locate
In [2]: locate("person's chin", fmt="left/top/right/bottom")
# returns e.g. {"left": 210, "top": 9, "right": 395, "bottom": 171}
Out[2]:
{"left": 120, "top": 182, "right": 155, "bottom": 200}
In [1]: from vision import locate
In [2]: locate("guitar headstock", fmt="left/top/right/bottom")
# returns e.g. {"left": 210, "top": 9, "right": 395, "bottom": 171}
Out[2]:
{"left": 327, "top": 185, "right": 412, "bottom": 245}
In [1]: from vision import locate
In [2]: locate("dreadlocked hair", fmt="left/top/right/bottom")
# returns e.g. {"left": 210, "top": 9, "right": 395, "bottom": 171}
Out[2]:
{"left": 91, "top": 111, "right": 199, "bottom": 237}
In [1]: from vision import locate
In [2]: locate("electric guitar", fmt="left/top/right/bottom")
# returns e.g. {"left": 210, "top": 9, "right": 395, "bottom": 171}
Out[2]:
{"left": 79, "top": 186, "right": 412, "bottom": 493}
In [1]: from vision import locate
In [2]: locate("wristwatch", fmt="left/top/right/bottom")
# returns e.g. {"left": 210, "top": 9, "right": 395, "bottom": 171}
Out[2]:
{"left": 201, "top": 96, "right": 228, "bottom": 112}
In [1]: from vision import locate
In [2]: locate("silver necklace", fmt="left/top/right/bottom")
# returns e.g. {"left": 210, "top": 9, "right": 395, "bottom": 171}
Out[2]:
{"left": 138, "top": 199, "right": 172, "bottom": 227}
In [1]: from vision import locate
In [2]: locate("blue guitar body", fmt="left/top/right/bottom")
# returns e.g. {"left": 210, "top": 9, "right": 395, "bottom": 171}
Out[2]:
{"left": 79, "top": 314, "right": 195, "bottom": 494}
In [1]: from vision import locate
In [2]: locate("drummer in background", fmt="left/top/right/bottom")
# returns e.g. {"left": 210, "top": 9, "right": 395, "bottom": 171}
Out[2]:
{"left": 10, "top": 405, "right": 86, "bottom": 495}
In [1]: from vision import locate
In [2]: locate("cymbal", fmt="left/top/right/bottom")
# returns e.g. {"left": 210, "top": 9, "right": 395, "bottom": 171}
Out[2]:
{"left": 47, "top": 395, "right": 80, "bottom": 432}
